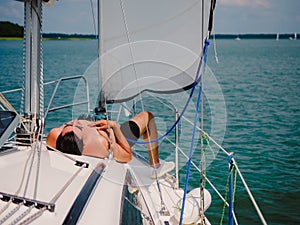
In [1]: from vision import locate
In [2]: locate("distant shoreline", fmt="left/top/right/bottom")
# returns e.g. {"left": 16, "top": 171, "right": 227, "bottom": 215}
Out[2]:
{"left": 0, "top": 33, "right": 298, "bottom": 41}
{"left": 1, "top": 21, "right": 298, "bottom": 40}
{"left": 0, "top": 37, "right": 94, "bottom": 41}
{"left": 211, "top": 33, "right": 298, "bottom": 40}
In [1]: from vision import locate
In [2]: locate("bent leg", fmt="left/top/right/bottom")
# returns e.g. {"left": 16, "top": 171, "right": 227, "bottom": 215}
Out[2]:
{"left": 130, "top": 112, "right": 159, "bottom": 167}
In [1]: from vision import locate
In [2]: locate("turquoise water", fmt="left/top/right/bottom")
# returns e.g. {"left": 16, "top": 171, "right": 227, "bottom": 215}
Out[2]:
{"left": 0, "top": 39, "right": 299, "bottom": 224}
{"left": 207, "top": 40, "right": 300, "bottom": 225}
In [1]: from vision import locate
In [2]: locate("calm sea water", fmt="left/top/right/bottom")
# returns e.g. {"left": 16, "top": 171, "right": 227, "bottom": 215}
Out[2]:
{"left": 0, "top": 39, "right": 299, "bottom": 225}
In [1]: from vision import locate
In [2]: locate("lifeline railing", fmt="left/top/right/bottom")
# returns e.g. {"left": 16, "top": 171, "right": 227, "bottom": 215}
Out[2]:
{"left": 0, "top": 75, "right": 90, "bottom": 123}
{"left": 181, "top": 114, "right": 267, "bottom": 225}
{"left": 43, "top": 75, "right": 90, "bottom": 121}
{"left": 124, "top": 93, "right": 267, "bottom": 224}
{"left": 160, "top": 110, "right": 268, "bottom": 225}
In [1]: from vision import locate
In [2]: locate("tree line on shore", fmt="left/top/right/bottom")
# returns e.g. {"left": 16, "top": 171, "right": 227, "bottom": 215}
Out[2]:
{"left": 0, "top": 21, "right": 96, "bottom": 39}
{"left": 1, "top": 21, "right": 298, "bottom": 40}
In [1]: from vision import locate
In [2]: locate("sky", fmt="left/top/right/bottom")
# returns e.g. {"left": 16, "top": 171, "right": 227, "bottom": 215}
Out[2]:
{"left": 0, "top": 0, "right": 299, "bottom": 34}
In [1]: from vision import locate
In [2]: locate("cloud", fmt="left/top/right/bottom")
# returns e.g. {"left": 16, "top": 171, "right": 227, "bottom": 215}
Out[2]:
{"left": 0, "top": 2, "right": 23, "bottom": 22}
{"left": 218, "top": 0, "right": 271, "bottom": 8}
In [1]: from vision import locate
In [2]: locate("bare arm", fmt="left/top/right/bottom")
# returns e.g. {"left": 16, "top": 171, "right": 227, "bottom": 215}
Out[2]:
{"left": 89, "top": 120, "right": 132, "bottom": 163}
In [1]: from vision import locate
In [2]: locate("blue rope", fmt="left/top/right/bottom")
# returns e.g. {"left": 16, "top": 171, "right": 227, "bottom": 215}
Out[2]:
{"left": 179, "top": 39, "right": 209, "bottom": 225}
{"left": 179, "top": 66, "right": 203, "bottom": 225}
{"left": 126, "top": 39, "right": 210, "bottom": 145}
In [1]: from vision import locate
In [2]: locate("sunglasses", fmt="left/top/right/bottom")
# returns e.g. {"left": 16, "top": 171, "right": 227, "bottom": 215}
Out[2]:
{"left": 64, "top": 123, "right": 84, "bottom": 130}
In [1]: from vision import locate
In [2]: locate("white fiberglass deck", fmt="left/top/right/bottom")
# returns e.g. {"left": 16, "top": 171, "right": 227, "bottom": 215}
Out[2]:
{"left": 0, "top": 144, "right": 211, "bottom": 225}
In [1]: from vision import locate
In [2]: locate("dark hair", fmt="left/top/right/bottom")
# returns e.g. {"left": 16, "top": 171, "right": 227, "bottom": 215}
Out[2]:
{"left": 56, "top": 131, "right": 83, "bottom": 155}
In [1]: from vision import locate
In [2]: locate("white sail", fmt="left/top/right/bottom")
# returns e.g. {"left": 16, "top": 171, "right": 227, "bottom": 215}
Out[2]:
{"left": 99, "top": 0, "right": 214, "bottom": 103}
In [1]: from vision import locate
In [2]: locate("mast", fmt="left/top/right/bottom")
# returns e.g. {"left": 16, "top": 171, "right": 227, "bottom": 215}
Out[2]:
{"left": 17, "top": 0, "right": 43, "bottom": 143}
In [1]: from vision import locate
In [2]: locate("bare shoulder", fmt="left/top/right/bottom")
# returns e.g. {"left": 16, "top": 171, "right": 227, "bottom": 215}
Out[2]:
{"left": 46, "top": 127, "right": 63, "bottom": 148}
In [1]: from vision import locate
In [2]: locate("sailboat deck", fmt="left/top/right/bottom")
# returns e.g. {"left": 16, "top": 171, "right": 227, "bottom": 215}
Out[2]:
{"left": 0, "top": 144, "right": 211, "bottom": 224}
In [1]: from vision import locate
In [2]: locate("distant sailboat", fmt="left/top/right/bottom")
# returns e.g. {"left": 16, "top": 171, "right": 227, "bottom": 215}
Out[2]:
{"left": 276, "top": 33, "right": 279, "bottom": 41}
{"left": 289, "top": 33, "right": 297, "bottom": 40}
{"left": 235, "top": 35, "right": 241, "bottom": 41}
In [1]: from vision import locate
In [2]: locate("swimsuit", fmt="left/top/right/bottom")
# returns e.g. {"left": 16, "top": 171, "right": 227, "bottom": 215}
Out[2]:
{"left": 120, "top": 121, "right": 140, "bottom": 147}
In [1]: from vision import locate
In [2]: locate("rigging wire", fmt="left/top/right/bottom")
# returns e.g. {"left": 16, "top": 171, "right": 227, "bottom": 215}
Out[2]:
{"left": 213, "top": 31, "right": 219, "bottom": 64}
{"left": 89, "top": 0, "right": 99, "bottom": 95}
{"left": 89, "top": 0, "right": 97, "bottom": 37}
{"left": 117, "top": 0, "right": 148, "bottom": 116}
{"left": 235, "top": 160, "right": 268, "bottom": 225}
{"left": 200, "top": 0, "right": 206, "bottom": 218}
{"left": 210, "top": 0, "right": 219, "bottom": 64}
{"left": 117, "top": 0, "right": 168, "bottom": 214}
